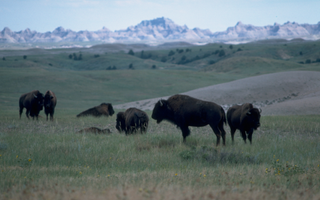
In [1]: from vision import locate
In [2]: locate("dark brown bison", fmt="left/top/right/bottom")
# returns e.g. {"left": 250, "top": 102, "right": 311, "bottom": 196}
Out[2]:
{"left": 76, "top": 127, "right": 111, "bottom": 134}
{"left": 44, "top": 90, "right": 57, "bottom": 121}
{"left": 19, "top": 90, "right": 44, "bottom": 120}
{"left": 116, "top": 108, "right": 149, "bottom": 135}
{"left": 76, "top": 103, "right": 114, "bottom": 118}
{"left": 227, "top": 103, "right": 261, "bottom": 144}
{"left": 152, "top": 94, "right": 226, "bottom": 146}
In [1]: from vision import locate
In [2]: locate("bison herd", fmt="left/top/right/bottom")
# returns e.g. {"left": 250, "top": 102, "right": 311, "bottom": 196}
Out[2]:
{"left": 19, "top": 91, "right": 261, "bottom": 146}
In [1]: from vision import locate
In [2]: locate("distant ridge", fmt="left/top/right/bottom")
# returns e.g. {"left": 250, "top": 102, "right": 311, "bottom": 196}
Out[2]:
{"left": 1, "top": 17, "right": 320, "bottom": 43}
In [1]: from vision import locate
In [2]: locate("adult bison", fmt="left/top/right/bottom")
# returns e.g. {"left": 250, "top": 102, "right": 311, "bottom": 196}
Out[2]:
{"left": 19, "top": 90, "right": 44, "bottom": 120}
{"left": 227, "top": 103, "right": 261, "bottom": 144}
{"left": 116, "top": 108, "right": 149, "bottom": 135}
{"left": 76, "top": 103, "right": 114, "bottom": 117}
{"left": 44, "top": 90, "right": 57, "bottom": 121}
{"left": 152, "top": 94, "right": 226, "bottom": 146}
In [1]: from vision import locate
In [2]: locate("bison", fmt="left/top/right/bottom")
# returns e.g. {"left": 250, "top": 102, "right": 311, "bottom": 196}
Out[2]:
{"left": 227, "top": 103, "right": 261, "bottom": 144}
{"left": 76, "top": 127, "right": 111, "bottom": 134}
{"left": 19, "top": 90, "right": 44, "bottom": 120}
{"left": 76, "top": 103, "right": 114, "bottom": 118}
{"left": 116, "top": 108, "right": 149, "bottom": 135}
{"left": 152, "top": 94, "right": 226, "bottom": 146}
{"left": 44, "top": 90, "right": 57, "bottom": 121}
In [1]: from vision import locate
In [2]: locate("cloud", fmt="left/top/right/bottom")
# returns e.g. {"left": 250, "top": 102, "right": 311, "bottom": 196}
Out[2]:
{"left": 42, "top": 0, "right": 101, "bottom": 8}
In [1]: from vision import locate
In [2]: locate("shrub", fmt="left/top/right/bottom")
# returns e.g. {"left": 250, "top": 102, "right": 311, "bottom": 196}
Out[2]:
{"left": 168, "top": 50, "right": 175, "bottom": 56}
{"left": 219, "top": 50, "right": 226, "bottom": 57}
{"left": 128, "top": 49, "right": 134, "bottom": 56}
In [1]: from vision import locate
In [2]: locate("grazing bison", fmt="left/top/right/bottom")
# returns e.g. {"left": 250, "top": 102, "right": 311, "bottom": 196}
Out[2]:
{"left": 76, "top": 103, "right": 114, "bottom": 118}
{"left": 227, "top": 103, "right": 261, "bottom": 144}
{"left": 152, "top": 94, "right": 226, "bottom": 146}
{"left": 116, "top": 108, "right": 149, "bottom": 135}
{"left": 19, "top": 90, "right": 44, "bottom": 120}
{"left": 76, "top": 127, "right": 111, "bottom": 134}
{"left": 44, "top": 90, "right": 57, "bottom": 121}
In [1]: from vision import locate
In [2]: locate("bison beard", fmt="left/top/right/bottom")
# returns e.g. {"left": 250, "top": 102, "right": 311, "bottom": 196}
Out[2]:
{"left": 76, "top": 103, "right": 114, "bottom": 118}
{"left": 44, "top": 90, "right": 57, "bottom": 121}
{"left": 227, "top": 103, "right": 261, "bottom": 144}
{"left": 116, "top": 108, "right": 149, "bottom": 135}
{"left": 19, "top": 90, "right": 44, "bottom": 120}
{"left": 151, "top": 94, "right": 226, "bottom": 146}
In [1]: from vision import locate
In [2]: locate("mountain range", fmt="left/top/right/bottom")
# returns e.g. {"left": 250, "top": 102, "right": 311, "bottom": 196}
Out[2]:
{"left": 1, "top": 17, "right": 320, "bottom": 44}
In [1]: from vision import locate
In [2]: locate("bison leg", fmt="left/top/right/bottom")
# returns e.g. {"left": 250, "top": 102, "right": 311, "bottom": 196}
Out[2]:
{"left": 180, "top": 126, "right": 190, "bottom": 143}
{"left": 240, "top": 130, "right": 247, "bottom": 143}
{"left": 247, "top": 129, "right": 254, "bottom": 144}
{"left": 218, "top": 122, "right": 226, "bottom": 146}
{"left": 230, "top": 128, "right": 236, "bottom": 144}
{"left": 26, "top": 109, "right": 30, "bottom": 119}
{"left": 19, "top": 107, "right": 24, "bottom": 119}
{"left": 210, "top": 125, "right": 223, "bottom": 146}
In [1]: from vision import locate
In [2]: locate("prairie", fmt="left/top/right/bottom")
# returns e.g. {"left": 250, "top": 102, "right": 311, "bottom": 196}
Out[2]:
{"left": 1, "top": 39, "right": 320, "bottom": 199}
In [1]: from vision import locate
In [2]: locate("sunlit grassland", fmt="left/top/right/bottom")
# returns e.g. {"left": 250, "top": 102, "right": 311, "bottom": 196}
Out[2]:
{"left": 0, "top": 112, "right": 319, "bottom": 199}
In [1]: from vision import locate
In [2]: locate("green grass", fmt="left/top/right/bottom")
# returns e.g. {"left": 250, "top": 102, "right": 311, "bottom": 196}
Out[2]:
{"left": 0, "top": 113, "right": 319, "bottom": 199}
{"left": 1, "top": 39, "right": 320, "bottom": 199}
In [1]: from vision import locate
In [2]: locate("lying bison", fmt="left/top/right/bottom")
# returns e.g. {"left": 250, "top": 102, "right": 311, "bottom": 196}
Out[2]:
{"left": 44, "top": 90, "right": 57, "bottom": 121}
{"left": 227, "top": 103, "right": 261, "bottom": 144}
{"left": 76, "top": 127, "right": 111, "bottom": 134}
{"left": 152, "top": 94, "right": 226, "bottom": 146}
{"left": 19, "top": 90, "right": 44, "bottom": 120}
{"left": 76, "top": 103, "right": 114, "bottom": 118}
{"left": 116, "top": 108, "right": 149, "bottom": 135}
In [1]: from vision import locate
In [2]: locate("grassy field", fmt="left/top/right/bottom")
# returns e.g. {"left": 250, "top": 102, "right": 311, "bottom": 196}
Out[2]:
{"left": 1, "top": 39, "right": 320, "bottom": 199}
{"left": 0, "top": 112, "right": 319, "bottom": 200}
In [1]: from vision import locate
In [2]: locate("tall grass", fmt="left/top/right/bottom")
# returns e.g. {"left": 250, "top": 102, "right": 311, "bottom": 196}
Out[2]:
{"left": 0, "top": 113, "right": 319, "bottom": 199}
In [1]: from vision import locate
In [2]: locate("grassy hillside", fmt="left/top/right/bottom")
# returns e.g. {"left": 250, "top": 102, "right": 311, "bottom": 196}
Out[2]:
{"left": 1, "top": 40, "right": 320, "bottom": 199}
{"left": 1, "top": 39, "right": 320, "bottom": 115}
{"left": 0, "top": 67, "right": 243, "bottom": 113}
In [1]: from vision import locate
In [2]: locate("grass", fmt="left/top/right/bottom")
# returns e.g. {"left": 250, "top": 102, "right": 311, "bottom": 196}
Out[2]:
{"left": 0, "top": 112, "right": 320, "bottom": 199}
{"left": 1, "top": 39, "right": 320, "bottom": 199}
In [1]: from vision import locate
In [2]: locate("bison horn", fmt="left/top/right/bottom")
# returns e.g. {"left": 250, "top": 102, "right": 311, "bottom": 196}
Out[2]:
{"left": 159, "top": 100, "right": 163, "bottom": 106}
{"left": 33, "top": 94, "right": 37, "bottom": 98}
{"left": 259, "top": 108, "right": 262, "bottom": 113}
{"left": 247, "top": 111, "right": 251, "bottom": 115}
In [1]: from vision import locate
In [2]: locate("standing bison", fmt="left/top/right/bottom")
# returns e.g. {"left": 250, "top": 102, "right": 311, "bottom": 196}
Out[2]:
{"left": 76, "top": 103, "right": 114, "bottom": 117}
{"left": 19, "top": 90, "right": 44, "bottom": 120}
{"left": 227, "top": 103, "right": 261, "bottom": 144}
{"left": 152, "top": 94, "right": 226, "bottom": 146}
{"left": 44, "top": 90, "right": 57, "bottom": 121}
{"left": 116, "top": 108, "right": 149, "bottom": 135}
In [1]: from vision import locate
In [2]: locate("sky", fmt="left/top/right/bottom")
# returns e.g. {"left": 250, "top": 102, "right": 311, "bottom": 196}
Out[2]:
{"left": 1, "top": 0, "right": 320, "bottom": 33}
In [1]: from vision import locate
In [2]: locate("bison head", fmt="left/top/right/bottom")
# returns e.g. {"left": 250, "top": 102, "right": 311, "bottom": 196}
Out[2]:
{"left": 152, "top": 99, "right": 172, "bottom": 124}
{"left": 100, "top": 103, "right": 115, "bottom": 116}
{"left": 115, "top": 112, "right": 125, "bottom": 133}
{"left": 245, "top": 108, "right": 261, "bottom": 130}
{"left": 44, "top": 92, "right": 53, "bottom": 109}
{"left": 34, "top": 92, "right": 44, "bottom": 111}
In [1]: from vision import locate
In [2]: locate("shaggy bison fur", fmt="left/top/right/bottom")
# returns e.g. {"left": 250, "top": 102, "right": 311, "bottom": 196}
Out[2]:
{"left": 227, "top": 103, "right": 261, "bottom": 144}
{"left": 77, "top": 103, "right": 114, "bottom": 118}
{"left": 19, "top": 90, "right": 44, "bottom": 120}
{"left": 116, "top": 108, "right": 149, "bottom": 135}
{"left": 152, "top": 94, "right": 226, "bottom": 146}
{"left": 44, "top": 90, "right": 57, "bottom": 121}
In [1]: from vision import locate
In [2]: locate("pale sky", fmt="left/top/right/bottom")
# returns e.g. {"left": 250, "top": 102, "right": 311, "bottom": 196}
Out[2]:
{"left": 1, "top": 0, "right": 319, "bottom": 33}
